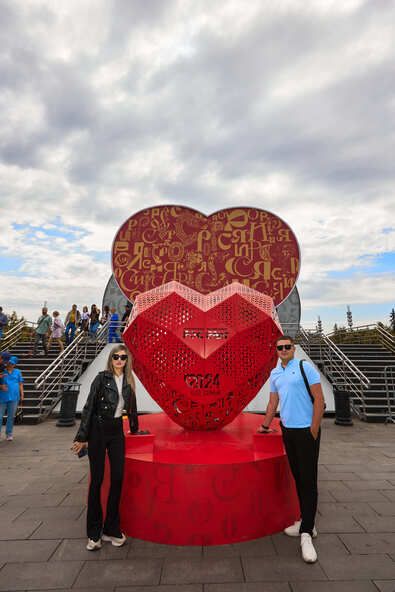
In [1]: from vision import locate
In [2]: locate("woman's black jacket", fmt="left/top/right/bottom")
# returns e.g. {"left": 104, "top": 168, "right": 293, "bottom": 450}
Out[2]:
{"left": 74, "top": 371, "right": 139, "bottom": 442}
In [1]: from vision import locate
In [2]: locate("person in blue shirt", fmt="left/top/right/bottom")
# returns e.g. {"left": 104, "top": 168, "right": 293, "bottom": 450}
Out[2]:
{"left": 258, "top": 335, "right": 325, "bottom": 564}
{"left": 0, "top": 355, "right": 24, "bottom": 441}
{"left": 108, "top": 307, "right": 121, "bottom": 343}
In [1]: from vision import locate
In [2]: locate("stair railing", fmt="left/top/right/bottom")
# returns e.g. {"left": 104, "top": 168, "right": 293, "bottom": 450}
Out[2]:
{"left": 327, "top": 323, "right": 395, "bottom": 352}
{"left": 384, "top": 365, "right": 395, "bottom": 424}
{"left": 0, "top": 320, "right": 35, "bottom": 350}
{"left": 35, "top": 320, "right": 111, "bottom": 420}
{"left": 297, "top": 327, "right": 370, "bottom": 417}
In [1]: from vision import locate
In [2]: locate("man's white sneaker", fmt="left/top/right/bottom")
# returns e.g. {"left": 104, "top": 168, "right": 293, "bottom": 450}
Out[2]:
{"left": 283, "top": 520, "right": 317, "bottom": 538}
{"left": 301, "top": 533, "right": 317, "bottom": 563}
{"left": 102, "top": 533, "right": 127, "bottom": 547}
{"left": 86, "top": 538, "right": 102, "bottom": 551}
{"left": 6, "top": 435, "right": 13, "bottom": 441}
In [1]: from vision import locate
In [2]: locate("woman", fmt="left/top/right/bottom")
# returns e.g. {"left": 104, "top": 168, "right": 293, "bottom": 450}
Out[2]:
{"left": 71, "top": 345, "right": 147, "bottom": 551}
{"left": 48, "top": 311, "right": 65, "bottom": 353}
{"left": 0, "top": 356, "right": 24, "bottom": 441}
{"left": 80, "top": 306, "right": 90, "bottom": 333}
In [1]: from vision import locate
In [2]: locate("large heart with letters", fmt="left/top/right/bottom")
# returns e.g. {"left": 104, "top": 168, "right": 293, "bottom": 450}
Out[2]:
{"left": 123, "top": 281, "right": 282, "bottom": 430}
{"left": 112, "top": 206, "right": 300, "bottom": 306}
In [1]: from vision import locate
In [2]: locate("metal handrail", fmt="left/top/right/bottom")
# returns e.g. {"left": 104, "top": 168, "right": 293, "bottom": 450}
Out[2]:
{"left": 384, "top": 365, "right": 395, "bottom": 424}
{"left": 297, "top": 326, "right": 370, "bottom": 417}
{"left": 35, "top": 320, "right": 112, "bottom": 419}
{"left": 327, "top": 323, "right": 395, "bottom": 352}
{"left": 0, "top": 319, "right": 34, "bottom": 350}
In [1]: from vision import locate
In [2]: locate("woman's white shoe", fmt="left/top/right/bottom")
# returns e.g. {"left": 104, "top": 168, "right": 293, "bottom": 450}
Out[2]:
{"left": 86, "top": 538, "right": 102, "bottom": 551}
{"left": 300, "top": 533, "right": 317, "bottom": 563}
{"left": 284, "top": 520, "right": 317, "bottom": 538}
{"left": 102, "top": 533, "right": 127, "bottom": 547}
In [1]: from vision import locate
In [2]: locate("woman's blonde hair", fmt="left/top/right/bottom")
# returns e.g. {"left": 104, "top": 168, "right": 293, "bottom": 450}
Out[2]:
{"left": 106, "top": 344, "right": 135, "bottom": 390}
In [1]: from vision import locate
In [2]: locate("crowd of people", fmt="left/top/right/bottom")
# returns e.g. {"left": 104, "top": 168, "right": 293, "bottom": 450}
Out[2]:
{"left": 0, "top": 303, "right": 134, "bottom": 356}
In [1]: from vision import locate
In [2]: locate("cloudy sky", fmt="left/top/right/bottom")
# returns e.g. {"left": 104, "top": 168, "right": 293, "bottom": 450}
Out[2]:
{"left": 0, "top": 0, "right": 394, "bottom": 331}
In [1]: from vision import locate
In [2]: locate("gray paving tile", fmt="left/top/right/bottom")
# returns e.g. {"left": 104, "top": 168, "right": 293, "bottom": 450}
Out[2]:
{"left": 115, "top": 586, "right": 202, "bottom": 592}
{"left": 0, "top": 539, "right": 60, "bottom": 562}
{"left": 1, "top": 493, "right": 66, "bottom": 508}
{"left": 203, "top": 537, "right": 276, "bottom": 558}
{"left": 0, "top": 560, "right": 83, "bottom": 590}
{"left": 205, "top": 585, "right": 290, "bottom": 592}
{"left": 0, "top": 520, "right": 41, "bottom": 540}
{"left": 343, "top": 480, "right": 395, "bottom": 491}
{"left": 373, "top": 581, "right": 395, "bottom": 592}
{"left": 383, "top": 490, "right": 395, "bottom": 502}
{"left": 354, "top": 515, "right": 395, "bottom": 533}
{"left": 370, "top": 502, "right": 395, "bottom": 516}
{"left": 51, "top": 538, "right": 130, "bottom": 560}
{"left": 75, "top": 558, "right": 161, "bottom": 587}
{"left": 161, "top": 558, "right": 243, "bottom": 584}
{"left": 128, "top": 539, "right": 201, "bottom": 558}
{"left": 243, "top": 556, "right": 326, "bottom": 581}
{"left": 319, "top": 554, "right": 395, "bottom": 580}
{"left": 330, "top": 489, "right": 389, "bottom": 502}
{"left": 30, "top": 517, "right": 85, "bottom": 539}
{"left": 318, "top": 502, "right": 377, "bottom": 517}
{"left": 15, "top": 505, "right": 84, "bottom": 522}
{"left": 340, "top": 532, "right": 395, "bottom": 554}
{"left": 272, "top": 533, "right": 348, "bottom": 557}
{"left": 315, "top": 515, "right": 364, "bottom": 533}
{"left": 291, "top": 582, "right": 379, "bottom": 591}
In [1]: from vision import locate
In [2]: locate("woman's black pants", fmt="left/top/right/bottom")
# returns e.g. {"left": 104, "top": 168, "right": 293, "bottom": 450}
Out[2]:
{"left": 281, "top": 425, "right": 321, "bottom": 536}
{"left": 87, "top": 417, "right": 125, "bottom": 540}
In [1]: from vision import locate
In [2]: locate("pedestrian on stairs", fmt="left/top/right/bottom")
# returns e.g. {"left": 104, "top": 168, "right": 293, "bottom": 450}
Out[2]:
{"left": 32, "top": 307, "right": 52, "bottom": 356}
{"left": 48, "top": 311, "right": 65, "bottom": 353}
{"left": 257, "top": 335, "right": 325, "bottom": 564}
{"left": 71, "top": 344, "right": 149, "bottom": 551}
{"left": 65, "top": 304, "right": 81, "bottom": 345}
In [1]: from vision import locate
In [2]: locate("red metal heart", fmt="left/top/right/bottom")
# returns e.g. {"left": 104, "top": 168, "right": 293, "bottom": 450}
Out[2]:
{"left": 112, "top": 206, "right": 300, "bottom": 306}
{"left": 123, "top": 281, "right": 282, "bottom": 430}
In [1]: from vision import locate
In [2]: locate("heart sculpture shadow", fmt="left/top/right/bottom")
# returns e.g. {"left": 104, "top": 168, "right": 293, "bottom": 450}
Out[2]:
{"left": 123, "top": 281, "right": 283, "bottom": 430}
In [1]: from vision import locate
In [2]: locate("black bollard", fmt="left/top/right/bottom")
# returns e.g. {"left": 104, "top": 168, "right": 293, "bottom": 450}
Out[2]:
{"left": 333, "top": 389, "right": 353, "bottom": 426}
{"left": 56, "top": 382, "right": 81, "bottom": 427}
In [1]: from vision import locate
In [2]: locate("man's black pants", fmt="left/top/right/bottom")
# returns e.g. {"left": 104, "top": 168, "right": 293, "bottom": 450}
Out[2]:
{"left": 87, "top": 417, "right": 125, "bottom": 540}
{"left": 281, "top": 425, "right": 321, "bottom": 535}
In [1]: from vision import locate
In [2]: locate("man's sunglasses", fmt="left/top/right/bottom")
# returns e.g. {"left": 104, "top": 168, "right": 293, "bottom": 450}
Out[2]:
{"left": 112, "top": 354, "right": 128, "bottom": 361}
{"left": 277, "top": 344, "right": 293, "bottom": 351}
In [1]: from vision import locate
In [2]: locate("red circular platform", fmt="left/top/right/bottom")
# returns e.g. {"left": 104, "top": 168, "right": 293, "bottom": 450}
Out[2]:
{"left": 101, "top": 412, "right": 299, "bottom": 545}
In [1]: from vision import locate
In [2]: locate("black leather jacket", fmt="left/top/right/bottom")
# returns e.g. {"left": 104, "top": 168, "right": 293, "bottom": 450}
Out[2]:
{"left": 74, "top": 371, "right": 139, "bottom": 442}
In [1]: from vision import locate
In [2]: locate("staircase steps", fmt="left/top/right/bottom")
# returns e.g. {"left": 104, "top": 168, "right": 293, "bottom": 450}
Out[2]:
{"left": 3, "top": 340, "right": 102, "bottom": 424}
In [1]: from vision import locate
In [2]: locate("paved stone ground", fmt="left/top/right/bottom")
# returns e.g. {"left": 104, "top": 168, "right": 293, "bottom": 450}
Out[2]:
{"left": 0, "top": 417, "right": 394, "bottom": 592}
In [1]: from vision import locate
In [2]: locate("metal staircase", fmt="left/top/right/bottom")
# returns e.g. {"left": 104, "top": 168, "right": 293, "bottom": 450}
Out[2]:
{"left": 297, "top": 325, "right": 395, "bottom": 422}
{"left": 2, "top": 320, "right": 112, "bottom": 423}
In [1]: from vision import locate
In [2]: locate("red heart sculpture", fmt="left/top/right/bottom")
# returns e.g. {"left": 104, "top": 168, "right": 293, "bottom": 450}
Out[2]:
{"left": 112, "top": 206, "right": 300, "bottom": 306}
{"left": 123, "top": 281, "right": 282, "bottom": 430}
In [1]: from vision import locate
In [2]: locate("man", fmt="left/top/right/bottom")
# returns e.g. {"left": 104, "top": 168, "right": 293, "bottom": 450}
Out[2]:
{"left": 65, "top": 304, "right": 81, "bottom": 346}
{"left": 258, "top": 335, "right": 325, "bottom": 563}
{"left": 0, "top": 307, "right": 8, "bottom": 340}
{"left": 32, "top": 307, "right": 52, "bottom": 356}
{"left": 108, "top": 307, "right": 121, "bottom": 343}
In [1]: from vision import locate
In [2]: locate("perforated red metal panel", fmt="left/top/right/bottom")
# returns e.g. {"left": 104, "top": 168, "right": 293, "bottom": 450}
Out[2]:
{"left": 123, "top": 281, "right": 283, "bottom": 430}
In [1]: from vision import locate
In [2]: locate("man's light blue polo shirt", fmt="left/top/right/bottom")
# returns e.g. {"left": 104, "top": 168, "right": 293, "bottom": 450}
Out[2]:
{"left": 269, "top": 358, "right": 321, "bottom": 428}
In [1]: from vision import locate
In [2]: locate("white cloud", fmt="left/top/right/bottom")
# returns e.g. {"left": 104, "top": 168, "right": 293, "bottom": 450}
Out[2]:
{"left": 0, "top": 0, "right": 394, "bottom": 327}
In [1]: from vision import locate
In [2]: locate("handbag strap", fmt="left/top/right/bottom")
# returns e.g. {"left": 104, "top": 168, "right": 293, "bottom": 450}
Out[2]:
{"left": 299, "top": 359, "right": 314, "bottom": 405}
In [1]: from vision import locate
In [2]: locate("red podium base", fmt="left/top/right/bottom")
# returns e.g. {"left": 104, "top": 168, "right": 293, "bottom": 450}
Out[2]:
{"left": 102, "top": 412, "right": 299, "bottom": 545}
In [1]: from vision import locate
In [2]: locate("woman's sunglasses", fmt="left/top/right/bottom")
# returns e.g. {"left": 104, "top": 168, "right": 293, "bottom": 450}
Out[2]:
{"left": 112, "top": 354, "right": 128, "bottom": 361}
{"left": 277, "top": 344, "right": 293, "bottom": 351}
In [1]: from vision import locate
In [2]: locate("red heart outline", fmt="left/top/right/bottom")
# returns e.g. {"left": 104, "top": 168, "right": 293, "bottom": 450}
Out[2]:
{"left": 112, "top": 206, "right": 300, "bottom": 306}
